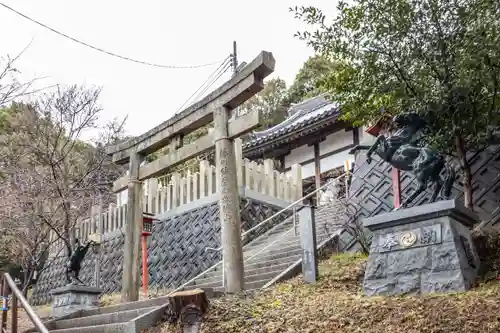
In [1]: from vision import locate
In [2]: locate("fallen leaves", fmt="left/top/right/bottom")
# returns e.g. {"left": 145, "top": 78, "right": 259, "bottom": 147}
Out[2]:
{"left": 147, "top": 252, "right": 500, "bottom": 333}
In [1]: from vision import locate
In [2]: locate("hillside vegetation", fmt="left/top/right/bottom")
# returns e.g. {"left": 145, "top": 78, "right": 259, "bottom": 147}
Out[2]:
{"left": 149, "top": 253, "right": 500, "bottom": 333}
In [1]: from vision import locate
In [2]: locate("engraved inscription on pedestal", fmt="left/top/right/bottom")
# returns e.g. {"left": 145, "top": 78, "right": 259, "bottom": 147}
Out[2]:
{"left": 363, "top": 200, "right": 479, "bottom": 297}
{"left": 378, "top": 224, "right": 442, "bottom": 253}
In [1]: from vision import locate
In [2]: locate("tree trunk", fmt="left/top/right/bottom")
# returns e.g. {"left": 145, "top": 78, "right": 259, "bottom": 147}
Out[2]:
{"left": 21, "top": 269, "right": 33, "bottom": 299}
{"left": 455, "top": 135, "right": 473, "bottom": 209}
{"left": 163, "top": 289, "right": 209, "bottom": 333}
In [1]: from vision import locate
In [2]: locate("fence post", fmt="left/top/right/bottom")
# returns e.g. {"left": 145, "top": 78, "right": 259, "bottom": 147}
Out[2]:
{"left": 199, "top": 160, "right": 209, "bottom": 198}
{"left": 192, "top": 172, "right": 199, "bottom": 202}
{"left": 263, "top": 159, "right": 274, "bottom": 196}
{"left": 108, "top": 203, "right": 117, "bottom": 232}
{"left": 179, "top": 175, "right": 186, "bottom": 206}
{"left": 147, "top": 178, "right": 158, "bottom": 214}
{"left": 171, "top": 173, "right": 181, "bottom": 209}
{"left": 291, "top": 164, "right": 303, "bottom": 201}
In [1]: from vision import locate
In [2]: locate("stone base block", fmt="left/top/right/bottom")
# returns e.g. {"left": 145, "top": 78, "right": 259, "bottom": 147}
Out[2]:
{"left": 362, "top": 200, "right": 480, "bottom": 297}
{"left": 50, "top": 284, "right": 102, "bottom": 318}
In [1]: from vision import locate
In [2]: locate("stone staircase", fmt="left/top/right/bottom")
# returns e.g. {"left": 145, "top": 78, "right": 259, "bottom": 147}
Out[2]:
{"left": 28, "top": 295, "right": 172, "bottom": 333}
{"left": 183, "top": 201, "right": 344, "bottom": 292}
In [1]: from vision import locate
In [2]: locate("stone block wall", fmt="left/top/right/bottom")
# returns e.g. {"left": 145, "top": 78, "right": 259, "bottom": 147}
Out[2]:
{"left": 31, "top": 197, "right": 290, "bottom": 305}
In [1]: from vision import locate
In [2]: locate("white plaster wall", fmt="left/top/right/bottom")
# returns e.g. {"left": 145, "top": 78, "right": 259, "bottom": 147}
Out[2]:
{"left": 319, "top": 130, "right": 354, "bottom": 155}
{"left": 284, "top": 144, "right": 314, "bottom": 168}
{"left": 320, "top": 150, "right": 354, "bottom": 173}
{"left": 285, "top": 129, "right": 356, "bottom": 179}
{"left": 300, "top": 161, "right": 316, "bottom": 179}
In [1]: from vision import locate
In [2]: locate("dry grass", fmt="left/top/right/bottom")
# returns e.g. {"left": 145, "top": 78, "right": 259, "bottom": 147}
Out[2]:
{"left": 148, "top": 253, "right": 500, "bottom": 333}
{"left": 6, "top": 304, "right": 52, "bottom": 332}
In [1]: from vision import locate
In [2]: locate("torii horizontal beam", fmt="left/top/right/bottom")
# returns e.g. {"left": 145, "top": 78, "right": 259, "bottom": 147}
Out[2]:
{"left": 106, "top": 51, "right": 275, "bottom": 165}
{"left": 111, "top": 110, "right": 259, "bottom": 192}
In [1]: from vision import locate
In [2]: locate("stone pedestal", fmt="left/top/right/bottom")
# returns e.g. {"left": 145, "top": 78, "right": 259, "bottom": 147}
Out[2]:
{"left": 362, "top": 200, "right": 480, "bottom": 296}
{"left": 50, "top": 285, "right": 102, "bottom": 318}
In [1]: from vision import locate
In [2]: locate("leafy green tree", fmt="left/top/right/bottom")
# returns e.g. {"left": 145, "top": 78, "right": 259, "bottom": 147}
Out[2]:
{"left": 238, "top": 77, "right": 289, "bottom": 131}
{"left": 285, "top": 55, "right": 338, "bottom": 105}
{"left": 292, "top": 0, "right": 500, "bottom": 208}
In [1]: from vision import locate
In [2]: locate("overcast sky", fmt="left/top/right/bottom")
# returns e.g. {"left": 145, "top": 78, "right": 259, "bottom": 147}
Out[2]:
{"left": 1, "top": 0, "right": 334, "bottom": 137}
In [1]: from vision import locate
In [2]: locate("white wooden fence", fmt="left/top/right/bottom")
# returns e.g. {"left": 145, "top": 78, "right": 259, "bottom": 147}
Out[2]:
{"left": 50, "top": 138, "right": 302, "bottom": 253}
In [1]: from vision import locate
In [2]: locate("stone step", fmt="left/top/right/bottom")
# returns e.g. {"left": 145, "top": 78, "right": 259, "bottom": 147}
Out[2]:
{"left": 244, "top": 224, "right": 333, "bottom": 253}
{"left": 204, "top": 249, "right": 302, "bottom": 278}
{"left": 54, "top": 306, "right": 157, "bottom": 330}
{"left": 182, "top": 254, "right": 302, "bottom": 290}
{"left": 244, "top": 248, "right": 303, "bottom": 266}
{"left": 192, "top": 263, "right": 291, "bottom": 286}
{"left": 245, "top": 229, "right": 336, "bottom": 263}
{"left": 244, "top": 234, "right": 299, "bottom": 252}
{"left": 203, "top": 259, "right": 299, "bottom": 280}
{"left": 49, "top": 323, "right": 125, "bottom": 333}
{"left": 244, "top": 242, "right": 303, "bottom": 261}
{"left": 80, "top": 295, "right": 171, "bottom": 318}
{"left": 211, "top": 278, "right": 270, "bottom": 292}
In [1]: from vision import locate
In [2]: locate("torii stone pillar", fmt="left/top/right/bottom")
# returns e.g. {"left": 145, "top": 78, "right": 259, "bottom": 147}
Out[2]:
{"left": 122, "top": 152, "right": 144, "bottom": 302}
{"left": 213, "top": 106, "right": 244, "bottom": 293}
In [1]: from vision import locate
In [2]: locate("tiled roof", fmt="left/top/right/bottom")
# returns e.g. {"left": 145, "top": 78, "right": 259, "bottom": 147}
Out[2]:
{"left": 243, "top": 94, "right": 340, "bottom": 150}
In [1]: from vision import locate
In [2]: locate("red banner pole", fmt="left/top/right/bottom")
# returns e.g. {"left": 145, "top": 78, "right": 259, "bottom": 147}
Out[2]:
{"left": 392, "top": 168, "right": 402, "bottom": 208}
{"left": 141, "top": 235, "right": 149, "bottom": 296}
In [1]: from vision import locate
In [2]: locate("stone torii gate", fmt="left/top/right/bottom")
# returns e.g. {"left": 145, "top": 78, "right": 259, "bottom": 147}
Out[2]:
{"left": 106, "top": 51, "right": 275, "bottom": 302}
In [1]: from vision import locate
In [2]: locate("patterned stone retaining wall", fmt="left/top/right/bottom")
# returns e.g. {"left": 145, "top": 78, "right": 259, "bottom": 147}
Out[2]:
{"left": 31, "top": 197, "right": 290, "bottom": 305}
{"left": 338, "top": 145, "right": 500, "bottom": 251}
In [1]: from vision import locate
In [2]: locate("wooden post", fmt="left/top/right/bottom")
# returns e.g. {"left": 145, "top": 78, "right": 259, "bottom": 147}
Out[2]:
{"left": 11, "top": 293, "right": 17, "bottom": 333}
{"left": 392, "top": 168, "right": 402, "bottom": 208}
{"left": 1, "top": 280, "right": 8, "bottom": 329}
{"left": 213, "top": 106, "right": 244, "bottom": 293}
{"left": 122, "top": 152, "right": 144, "bottom": 302}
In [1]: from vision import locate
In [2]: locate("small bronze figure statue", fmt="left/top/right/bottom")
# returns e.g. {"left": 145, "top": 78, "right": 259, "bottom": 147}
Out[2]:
{"left": 349, "top": 112, "right": 455, "bottom": 209}
{"left": 65, "top": 238, "right": 96, "bottom": 285}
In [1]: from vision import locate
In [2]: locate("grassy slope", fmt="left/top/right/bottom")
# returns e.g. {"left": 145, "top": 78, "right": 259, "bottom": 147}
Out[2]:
{"left": 151, "top": 253, "right": 500, "bottom": 333}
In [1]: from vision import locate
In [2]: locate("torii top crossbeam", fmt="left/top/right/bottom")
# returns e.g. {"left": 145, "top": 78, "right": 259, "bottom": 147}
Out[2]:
{"left": 106, "top": 51, "right": 275, "bottom": 166}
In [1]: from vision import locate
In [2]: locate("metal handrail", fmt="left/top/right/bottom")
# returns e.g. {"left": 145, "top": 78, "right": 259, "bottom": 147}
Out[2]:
{"left": 239, "top": 172, "right": 347, "bottom": 241}
{"left": 0, "top": 273, "right": 49, "bottom": 333}
{"left": 168, "top": 172, "right": 347, "bottom": 295}
{"left": 243, "top": 226, "right": 296, "bottom": 264}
